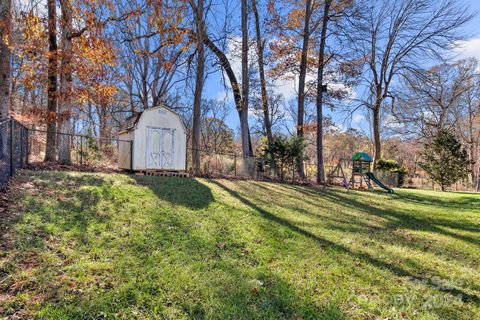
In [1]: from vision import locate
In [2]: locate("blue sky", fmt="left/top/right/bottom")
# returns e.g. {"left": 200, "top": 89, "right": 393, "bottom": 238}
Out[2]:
{"left": 201, "top": 0, "right": 480, "bottom": 137}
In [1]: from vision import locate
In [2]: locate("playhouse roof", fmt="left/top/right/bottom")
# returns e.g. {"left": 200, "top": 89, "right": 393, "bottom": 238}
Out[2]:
{"left": 352, "top": 152, "right": 373, "bottom": 162}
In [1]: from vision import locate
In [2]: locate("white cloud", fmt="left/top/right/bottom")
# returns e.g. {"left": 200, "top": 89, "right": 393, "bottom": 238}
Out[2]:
{"left": 383, "top": 114, "right": 403, "bottom": 130}
{"left": 453, "top": 38, "right": 480, "bottom": 61}
{"left": 352, "top": 113, "right": 364, "bottom": 125}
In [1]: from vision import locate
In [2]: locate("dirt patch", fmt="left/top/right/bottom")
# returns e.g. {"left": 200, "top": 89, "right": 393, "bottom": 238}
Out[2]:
{"left": 0, "top": 176, "right": 27, "bottom": 228}
{"left": 25, "top": 161, "right": 121, "bottom": 173}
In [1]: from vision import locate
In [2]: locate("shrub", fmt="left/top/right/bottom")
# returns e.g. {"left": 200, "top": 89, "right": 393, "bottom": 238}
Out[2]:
{"left": 376, "top": 159, "right": 407, "bottom": 187}
{"left": 262, "top": 135, "right": 307, "bottom": 181}
{"left": 419, "top": 129, "right": 471, "bottom": 191}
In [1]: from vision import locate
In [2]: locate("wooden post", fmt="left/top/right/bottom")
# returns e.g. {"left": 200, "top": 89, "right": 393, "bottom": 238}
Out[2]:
{"left": 305, "top": 162, "right": 308, "bottom": 183}
{"left": 20, "top": 125, "right": 23, "bottom": 166}
{"left": 292, "top": 161, "right": 295, "bottom": 183}
{"left": 9, "top": 118, "right": 14, "bottom": 176}
{"left": 80, "top": 136, "right": 83, "bottom": 166}
{"left": 234, "top": 155, "right": 237, "bottom": 176}
{"left": 25, "top": 128, "right": 29, "bottom": 165}
{"left": 130, "top": 140, "right": 134, "bottom": 171}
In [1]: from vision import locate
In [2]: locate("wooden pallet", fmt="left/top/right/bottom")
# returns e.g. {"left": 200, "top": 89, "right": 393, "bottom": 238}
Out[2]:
{"left": 140, "top": 170, "right": 190, "bottom": 178}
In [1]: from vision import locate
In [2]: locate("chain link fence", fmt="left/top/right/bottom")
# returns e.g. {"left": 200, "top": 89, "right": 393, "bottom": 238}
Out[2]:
{"left": 403, "top": 176, "right": 477, "bottom": 191}
{"left": 0, "top": 118, "right": 28, "bottom": 189}
{"left": 3, "top": 123, "right": 477, "bottom": 192}
{"left": 27, "top": 129, "right": 132, "bottom": 169}
{"left": 185, "top": 148, "right": 318, "bottom": 184}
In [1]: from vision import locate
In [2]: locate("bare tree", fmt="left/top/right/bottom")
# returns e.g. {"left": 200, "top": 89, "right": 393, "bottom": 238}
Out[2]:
{"left": 58, "top": 0, "right": 73, "bottom": 164}
{"left": 0, "top": 0, "right": 11, "bottom": 119}
{"left": 190, "top": 0, "right": 205, "bottom": 175}
{"left": 240, "top": 0, "right": 250, "bottom": 158}
{"left": 250, "top": 90, "right": 286, "bottom": 136}
{"left": 346, "top": 0, "right": 474, "bottom": 166}
{"left": 294, "top": 0, "right": 314, "bottom": 177}
{"left": 45, "top": 0, "right": 58, "bottom": 162}
{"left": 394, "top": 60, "right": 476, "bottom": 138}
{"left": 315, "top": 0, "right": 332, "bottom": 184}
{"left": 455, "top": 59, "right": 480, "bottom": 187}
{"left": 251, "top": 0, "right": 272, "bottom": 144}
{"left": 200, "top": 99, "right": 233, "bottom": 153}
{"left": 186, "top": 28, "right": 253, "bottom": 157}
{"left": 114, "top": 0, "right": 187, "bottom": 111}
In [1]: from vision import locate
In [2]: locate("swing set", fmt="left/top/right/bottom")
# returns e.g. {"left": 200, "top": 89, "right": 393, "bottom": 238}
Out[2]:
{"left": 327, "top": 152, "right": 394, "bottom": 193}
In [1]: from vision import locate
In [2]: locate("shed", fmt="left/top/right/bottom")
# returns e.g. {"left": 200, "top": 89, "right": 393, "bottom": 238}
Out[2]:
{"left": 118, "top": 105, "right": 187, "bottom": 171}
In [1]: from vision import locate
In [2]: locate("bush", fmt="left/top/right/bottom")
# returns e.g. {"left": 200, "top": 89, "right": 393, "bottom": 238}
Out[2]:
{"left": 419, "top": 129, "right": 471, "bottom": 191}
{"left": 376, "top": 159, "right": 407, "bottom": 187}
{"left": 262, "top": 135, "right": 307, "bottom": 181}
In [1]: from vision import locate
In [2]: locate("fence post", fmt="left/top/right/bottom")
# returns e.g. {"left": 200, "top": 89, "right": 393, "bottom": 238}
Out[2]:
{"left": 305, "top": 162, "right": 308, "bottom": 183}
{"left": 185, "top": 147, "right": 188, "bottom": 172}
{"left": 9, "top": 118, "right": 14, "bottom": 176}
{"left": 234, "top": 155, "right": 237, "bottom": 176}
{"left": 25, "top": 128, "right": 29, "bottom": 165}
{"left": 20, "top": 125, "right": 23, "bottom": 167}
{"left": 130, "top": 140, "right": 134, "bottom": 171}
{"left": 292, "top": 161, "right": 295, "bottom": 183}
{"left": 80, "top": 136, "right": 84, "bottom": 166}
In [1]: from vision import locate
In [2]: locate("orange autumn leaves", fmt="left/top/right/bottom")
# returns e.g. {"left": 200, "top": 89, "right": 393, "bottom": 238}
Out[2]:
{"left": 13, "top": 0, "right": 119, "bottom": 119}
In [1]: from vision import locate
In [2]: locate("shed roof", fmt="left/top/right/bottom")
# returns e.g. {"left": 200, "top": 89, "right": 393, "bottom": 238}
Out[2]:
{"left": 120, "top": 112, "right": 143, "bottom": 132}
{"left": 352, "top": 152, "right": 373, "bottom": 162}
{"left": 119, "top": 105, "right": 186, "bottom": 133}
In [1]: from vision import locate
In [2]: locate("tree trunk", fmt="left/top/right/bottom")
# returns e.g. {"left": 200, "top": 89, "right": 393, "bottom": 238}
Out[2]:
{"left": 476, "top": 167, "right": 480, "bottom": 191}
{"left": 99, "top": 108, "right": 107, "bottom": 143}
{"left": 296, "top": 0, "right": 312, "bottom": 178}
{"left": 251, "top": 0, "right": 272, "bottom": 143}
{"left": 198, "top": 32, "right": 251, "bottom": 158}
{"left": 45, "top": 0, "right": 58, "bottom": 162}
{"left": 58, "top": 0, "right": 73, "bottom": 164}
{"left": 191, "top": 0, "right": 204, "bottom": 175}
{"left": 0, "top": 0, "right": 11, "bottom": 119}
{"left": 240, "top": 0, "right": 250, "bottom": 158}
{"left": 372, "top": 99, "right": 382, "bottom": 170}
{"left": 316, "top": 0, "right": 332, "bottom": 185}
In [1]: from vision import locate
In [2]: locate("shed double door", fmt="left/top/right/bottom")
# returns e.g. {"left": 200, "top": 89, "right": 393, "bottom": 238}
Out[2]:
{"left": 146, "top": 127, "right": 176, "bottom": 169}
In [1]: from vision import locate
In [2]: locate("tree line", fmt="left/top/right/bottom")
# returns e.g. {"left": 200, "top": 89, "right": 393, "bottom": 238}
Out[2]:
{"left": 0, "top": 0, "right": 478, "bottom": 189}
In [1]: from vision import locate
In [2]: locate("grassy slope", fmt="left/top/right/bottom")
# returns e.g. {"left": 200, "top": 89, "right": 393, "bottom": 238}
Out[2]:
{"left": 0, "top": 170, "right": 479, "bottom": 319}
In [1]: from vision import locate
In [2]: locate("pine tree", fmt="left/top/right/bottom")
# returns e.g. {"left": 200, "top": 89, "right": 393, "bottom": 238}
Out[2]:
{"left": 419, "top": 130, "right": 471, "bottom": 191}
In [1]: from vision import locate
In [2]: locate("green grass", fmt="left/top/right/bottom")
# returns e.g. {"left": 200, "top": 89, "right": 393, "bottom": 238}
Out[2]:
{"left": 1, "top": 170, "right": 479, "bottom": 319}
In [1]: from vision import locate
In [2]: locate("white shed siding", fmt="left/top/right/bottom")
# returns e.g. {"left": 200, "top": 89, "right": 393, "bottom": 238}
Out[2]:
{"left": 132, "top": 107, "right": 186, "bottom": 171}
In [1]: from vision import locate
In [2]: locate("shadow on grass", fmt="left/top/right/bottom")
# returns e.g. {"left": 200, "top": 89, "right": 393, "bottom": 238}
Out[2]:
{"left": 393, "top": 191, "right": 480, "bottom": 210}
{"left": 8, "top": 174, "right": 345, "bottom": 319}
{"left": 132, "top": 175, "right": 214, "bottom": 209}
{"left": 2, "top": 172, "right": 478, "bottom": 319}
{"left": 319, "top": 190, "right": 480, "bottom": 246}
{"left": 14, "top": 172, "right": 113, "bottom": 247}
{"left": 280, "top": 184, "right": 480, "bottom": 239}
{"left": 210, "top": 180, "right": 480, "bottom": 308}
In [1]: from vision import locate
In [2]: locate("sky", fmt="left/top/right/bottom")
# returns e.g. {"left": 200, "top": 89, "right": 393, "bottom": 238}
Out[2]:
{"left": 201, "top": 0, "right": 480, "bottom": 137}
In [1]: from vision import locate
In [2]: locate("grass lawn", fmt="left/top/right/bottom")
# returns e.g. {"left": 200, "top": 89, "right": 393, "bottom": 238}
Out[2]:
{"left": 1, "top": 170, "right": 479, "bottom": 319}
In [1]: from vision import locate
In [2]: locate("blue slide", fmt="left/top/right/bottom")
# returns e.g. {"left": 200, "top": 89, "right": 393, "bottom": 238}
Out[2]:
{"left": 364, "top": 172, "right": 394, "bottom": 194}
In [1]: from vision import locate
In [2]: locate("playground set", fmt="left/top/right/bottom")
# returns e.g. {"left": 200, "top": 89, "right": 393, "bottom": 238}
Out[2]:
{"left": 327, "top": 152, "right": 394, "bottom": 193}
